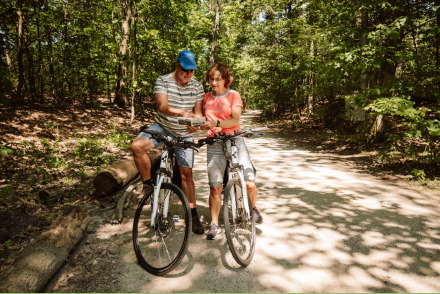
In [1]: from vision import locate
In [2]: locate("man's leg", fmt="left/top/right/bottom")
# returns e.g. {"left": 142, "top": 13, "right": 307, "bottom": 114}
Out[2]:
{"left": 131, "top": 136, "right": 155, "bottom": 196}
{"left": 180, "top": 166, "right": 195, "bottom": 208}
{"left": 179, "top": 166, "right": 204, "bottom": 234}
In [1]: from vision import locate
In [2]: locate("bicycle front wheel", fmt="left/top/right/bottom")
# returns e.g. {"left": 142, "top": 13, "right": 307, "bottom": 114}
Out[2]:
{"left": 133, "top": 183, "right": 191, "bottom": 275}
{"left": 223, "top": 178, "right": 256, "bottom": 266}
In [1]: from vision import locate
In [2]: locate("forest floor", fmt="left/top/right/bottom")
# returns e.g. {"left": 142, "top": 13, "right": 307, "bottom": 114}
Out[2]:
{"left": 0, "top": 101, "right": 439, "bottom": 292}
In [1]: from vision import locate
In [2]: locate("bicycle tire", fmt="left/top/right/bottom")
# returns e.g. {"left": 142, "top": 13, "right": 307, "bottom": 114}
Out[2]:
{"left": 223, "top": 178, "right": 256, "bottom": 266}
{"left": 133, "top": 183, "right": 191, "bottom": 275}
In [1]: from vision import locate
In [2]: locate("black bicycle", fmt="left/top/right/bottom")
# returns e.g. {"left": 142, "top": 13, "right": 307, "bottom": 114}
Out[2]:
{"left": 198, "top": 127, "right": 267, "bottom": 266}
{"left": 132, "top": 128, "right": 198, "bottom": 275}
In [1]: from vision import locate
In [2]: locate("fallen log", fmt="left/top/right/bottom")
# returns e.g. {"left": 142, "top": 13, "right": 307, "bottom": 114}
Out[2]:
{"left": 0, "top": 206, "right": 90, "bottom": 293}
{"left": 93, "top": 149, "right": 162, "bottom": 197}
{"left": 93, "top": 156, "right": 138, "bottom": 197}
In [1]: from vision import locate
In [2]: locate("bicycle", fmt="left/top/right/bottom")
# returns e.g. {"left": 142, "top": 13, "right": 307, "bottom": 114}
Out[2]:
{"left": 198, "top": 127, "right": 267, "bottom": 266}
{"left": 132, "top": 128, "right": 199, "bottom": 275}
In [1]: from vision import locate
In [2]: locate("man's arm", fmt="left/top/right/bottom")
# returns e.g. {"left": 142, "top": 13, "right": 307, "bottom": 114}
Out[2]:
{"left": 193, "top": 101, "right": 203, "bottom": 118}
{"left": 155, "top": 93, "right": 195, "bottom": 118}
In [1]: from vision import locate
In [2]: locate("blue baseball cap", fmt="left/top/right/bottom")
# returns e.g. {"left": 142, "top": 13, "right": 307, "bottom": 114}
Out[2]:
{"left": 177, "top": 50, "right": 197, "bottom": 70}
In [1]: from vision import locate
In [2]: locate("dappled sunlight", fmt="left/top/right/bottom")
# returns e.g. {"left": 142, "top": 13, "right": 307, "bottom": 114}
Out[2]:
{"left": 76, "top": 110, "right": 440, "bottom": 292}
{"left": 220, "top": 110, "right": 440, "bottom": 292}
{"left": 95, "top": 221, "right": 132, "bottom": 240}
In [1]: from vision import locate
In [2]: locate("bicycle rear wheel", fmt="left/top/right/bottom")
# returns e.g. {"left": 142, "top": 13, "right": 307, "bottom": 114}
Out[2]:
{"left": 223, "top": 178, "right": 256, "bottom": 266}
{"left": 133, "top": 183, "right": 191, "bottom": 275}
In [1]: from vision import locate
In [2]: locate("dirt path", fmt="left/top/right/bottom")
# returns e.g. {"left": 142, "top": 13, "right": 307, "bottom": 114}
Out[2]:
{"left": 44, "top": 110, "right": 440, "bottom": 293}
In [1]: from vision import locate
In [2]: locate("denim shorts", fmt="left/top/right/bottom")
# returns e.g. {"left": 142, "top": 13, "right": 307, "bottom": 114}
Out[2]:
{"left": 137, "top": 123, "right": 195, "bottom": 168}
{"left": 207, "top": 136, "right": 256, "bottom": 187}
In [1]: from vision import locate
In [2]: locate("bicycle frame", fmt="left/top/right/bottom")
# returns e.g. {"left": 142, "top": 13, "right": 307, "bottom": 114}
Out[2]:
{"left": 224, "top": 140, "right": 251, "bottom": 223}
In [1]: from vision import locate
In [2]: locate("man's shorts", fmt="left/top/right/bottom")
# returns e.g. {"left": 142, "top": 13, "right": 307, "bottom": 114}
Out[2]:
{"left": 207, "top": 136, "right": 256, "bottom": 187}
{"left": 137, "top": 123, "right": 194, "bottom": 168}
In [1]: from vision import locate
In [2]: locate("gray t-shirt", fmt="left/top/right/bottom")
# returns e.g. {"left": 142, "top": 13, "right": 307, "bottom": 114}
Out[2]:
{"left": 153, "top": 73, "right": 204, "bottom": 137}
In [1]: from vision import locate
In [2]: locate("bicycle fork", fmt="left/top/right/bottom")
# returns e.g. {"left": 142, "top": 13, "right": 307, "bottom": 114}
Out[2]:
{"left": 151, "top": 150, "right": 172, "bottom": 228}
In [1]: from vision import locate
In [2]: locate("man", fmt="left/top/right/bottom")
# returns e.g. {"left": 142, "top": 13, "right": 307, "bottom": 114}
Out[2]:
{"left": 131, "top": 50, "right": 205, "bottom": 234}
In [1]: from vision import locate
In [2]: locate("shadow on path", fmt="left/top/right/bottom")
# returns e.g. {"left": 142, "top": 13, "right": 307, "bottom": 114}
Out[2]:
{"left": 45, "top": 110, "right": 440, "bottom": 293}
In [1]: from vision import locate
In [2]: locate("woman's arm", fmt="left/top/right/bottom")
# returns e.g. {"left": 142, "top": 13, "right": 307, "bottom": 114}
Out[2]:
{"left": 201, "top": 105, "right": 242, "bottom": 130}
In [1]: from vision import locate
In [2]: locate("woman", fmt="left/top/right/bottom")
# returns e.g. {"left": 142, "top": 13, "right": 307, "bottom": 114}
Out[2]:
{"left": 200, "top": 63, "right": 263, "bottom": 240}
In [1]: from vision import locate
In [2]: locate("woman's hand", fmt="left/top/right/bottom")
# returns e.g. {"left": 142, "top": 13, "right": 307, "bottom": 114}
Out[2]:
{"left": 200, "top": 120, "right": 216, "bottom": 130}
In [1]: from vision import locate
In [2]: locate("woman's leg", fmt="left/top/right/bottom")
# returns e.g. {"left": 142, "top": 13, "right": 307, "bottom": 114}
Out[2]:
{"left": 246, "top": 180, "right": 257, "bottom": 209}
{"left": 209, "top": 185, "right": 223, "bottom": 225}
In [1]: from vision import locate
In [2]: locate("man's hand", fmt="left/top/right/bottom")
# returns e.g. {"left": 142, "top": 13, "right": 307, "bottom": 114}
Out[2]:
{"left": 181, "top": 111, "right": 196, "bottom": 118}
{"left": 187, "top": 126, "right": 199, "bottom": 133}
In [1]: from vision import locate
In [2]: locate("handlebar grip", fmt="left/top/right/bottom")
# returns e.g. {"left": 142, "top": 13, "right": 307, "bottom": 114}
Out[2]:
{"left": 250, "top": 127, "right": 268, "bottom": 132}
{"left": 198, "top": 138, "right": 214, "bottom": 147}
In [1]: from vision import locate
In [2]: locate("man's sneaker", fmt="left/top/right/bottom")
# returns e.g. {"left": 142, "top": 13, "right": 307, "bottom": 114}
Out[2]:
{"left": 206, "top": 223, "right": 220, "bottom": 240}
{"left": 140, "top": 183, "right": 153, "bottom": 203}
{"left": 253, "top": 207, "right": 263, "bottom": 224}
{"left": 192, "top": 215, "right": 204, "bottom": 235}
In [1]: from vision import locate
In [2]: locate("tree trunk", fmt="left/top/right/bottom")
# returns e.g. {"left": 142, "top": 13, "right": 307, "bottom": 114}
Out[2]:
{"left": 0, "top": 207, "right": 90, "bottom": 293}
{"left": 61, "top": 1, "right": 70, "bottom": 100}
{"left": 36, "top": 0, "right": 44, "bottom": 103}
{"left": 360, "top": 9, "right": 368, "bottom": 93}
{"left": 114, "top": 0, "right": 132, "bottom": 107}
{"left": 347, "top": 7, "right": 367, "bottom": 122}
{"left": 26, "top": 45, "right": 37, "bottom": 101}
{"left": 209, "top": 0, "right": 220, "bottom": 66}
{"left": 307, "top": 40, "right": 314, "bottom": 115}
{"left": 131, "top": 1, "right": 138, "bottom": 123}
{"left": 436, "top": 8, "right": 440, "bottom": 92}
{"left": 15, "top": 0, "right": 24, "bottom": 102}
{"left": 46, "top": 28, "right": 56, "bottom": 97}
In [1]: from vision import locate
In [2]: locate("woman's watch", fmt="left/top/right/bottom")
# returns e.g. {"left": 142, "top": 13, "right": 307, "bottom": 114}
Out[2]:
{"left": 216, "top": 120, "right": 221, "bottom": 127}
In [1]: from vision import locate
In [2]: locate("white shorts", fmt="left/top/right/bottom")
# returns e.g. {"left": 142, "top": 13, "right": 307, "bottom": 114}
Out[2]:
{"left": 207, "top": 136, "right": 256, "bottom": 187}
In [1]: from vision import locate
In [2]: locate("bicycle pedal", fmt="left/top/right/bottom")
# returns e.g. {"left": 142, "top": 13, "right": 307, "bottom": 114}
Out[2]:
{"left": 171, "top": 215, "right": 181, "bottom": 222}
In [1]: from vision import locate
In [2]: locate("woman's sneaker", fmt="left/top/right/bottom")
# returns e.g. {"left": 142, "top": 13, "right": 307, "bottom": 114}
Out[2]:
{"left": 253, "top": 208, "right": 263, "bottom": 224}
{"left": 207, "top": 223, "right": 221, "bottom": 240}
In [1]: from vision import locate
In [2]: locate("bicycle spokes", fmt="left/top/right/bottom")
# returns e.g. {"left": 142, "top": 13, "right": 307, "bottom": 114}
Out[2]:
{"left": 133, "top": 183, "right": 191, "bottom": 275}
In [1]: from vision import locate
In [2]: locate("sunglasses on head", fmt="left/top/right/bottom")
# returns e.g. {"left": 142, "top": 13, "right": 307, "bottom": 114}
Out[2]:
{"left": 179, "top": 64, "right": 195, "bottom": 73}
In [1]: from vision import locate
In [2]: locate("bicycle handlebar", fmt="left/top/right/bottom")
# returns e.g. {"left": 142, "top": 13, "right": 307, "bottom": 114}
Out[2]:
{"left": 198, "top": 126, "right": 268, "bottom": 147}
{"left": 139, "top": 127, "right": 199, "bottom": 150}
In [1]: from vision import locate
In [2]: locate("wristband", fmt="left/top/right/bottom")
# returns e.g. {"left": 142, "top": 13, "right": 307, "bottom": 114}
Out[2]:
{"left": 216, "top": 120, "right": 221, "bottom": 127}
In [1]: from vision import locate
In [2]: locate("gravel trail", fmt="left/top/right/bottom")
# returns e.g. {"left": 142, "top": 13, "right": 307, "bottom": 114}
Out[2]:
{"left": 45, "top": 110, "right": 440, "bottom": 293}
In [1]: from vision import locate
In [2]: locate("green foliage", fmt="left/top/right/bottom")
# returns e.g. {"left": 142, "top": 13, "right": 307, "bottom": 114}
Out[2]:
{"left": 0, "top": 186, "right": 13, "bottom": 200}
{"left": 412, "top": 169, "right": 427, "bottom": 181}
{"left": 366, "top": 96, "right": 440, "bottom": 162}
{"left": 1, "top": 240, "right": 14, "bottom": 250}
{"left": 1, "top": 0, "right": 439, "bottom": 177}
{"left": 108, "top": 122, "right": 131, "bottom": 148}
{"left": 0, "top": 138, "right": 15, "bottom": 157}
{"left": 74, "top": 138, "right": 113, "bottom": 165}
